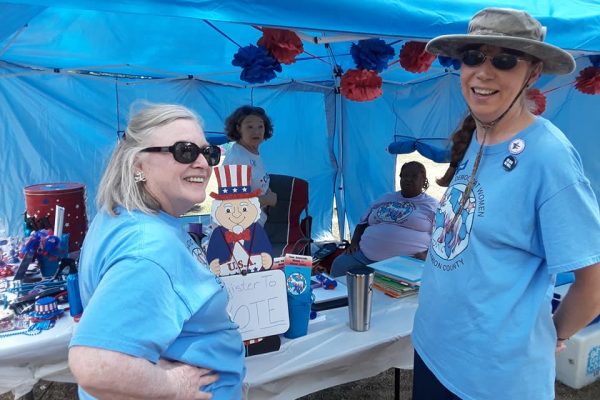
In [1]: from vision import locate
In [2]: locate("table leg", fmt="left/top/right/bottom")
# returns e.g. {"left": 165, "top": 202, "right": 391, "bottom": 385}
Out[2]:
{"left": 394, "top": 368, "right": 400, "bottom": 400}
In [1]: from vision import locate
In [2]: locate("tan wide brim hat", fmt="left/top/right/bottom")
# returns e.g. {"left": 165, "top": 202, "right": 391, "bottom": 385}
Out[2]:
{"left": 426, "top": 7, "right": 575, "bottom": 75}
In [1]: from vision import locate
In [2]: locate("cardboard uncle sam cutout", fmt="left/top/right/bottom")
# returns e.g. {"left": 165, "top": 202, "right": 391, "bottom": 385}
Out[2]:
{"left": 207, "top": 164, "right": 273, "bottom": 276}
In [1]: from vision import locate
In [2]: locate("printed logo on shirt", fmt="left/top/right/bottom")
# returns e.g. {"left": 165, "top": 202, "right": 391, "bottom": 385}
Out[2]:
{"left": 430, "top": 180, "right": 483, "bottom": 268}
{"left": 259, "top": 173, "right": 270, "bottom": 191}
{"left": 186, "top": 237, "right": 225, "bottom": 289}
{"left": 455, "top": 159, "right": 469, "bottom": 173}
{"left": 587, "top": 345, "right": 600, "bottom": 376}
{"left": 374, "top": 201, "right": 415, "bottom": 224}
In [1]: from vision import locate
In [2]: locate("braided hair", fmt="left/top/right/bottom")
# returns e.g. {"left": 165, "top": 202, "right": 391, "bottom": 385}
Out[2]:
{"left": 436, "top": 115, "right": 476, "bottom": 187}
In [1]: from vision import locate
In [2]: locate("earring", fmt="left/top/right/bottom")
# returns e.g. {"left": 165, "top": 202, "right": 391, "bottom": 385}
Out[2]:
{"left": 134, "top": 170, "right": 146, "bottom": 183}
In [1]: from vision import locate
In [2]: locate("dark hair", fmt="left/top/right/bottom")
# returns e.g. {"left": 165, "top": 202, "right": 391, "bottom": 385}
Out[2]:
{"left": 437, "top": 115, "right": 477, "bottom": 187}
{"left": 224, "top": 105, "right": 274, "bottom": 142}
{"left": 400, "top": 161, "right": 430, "bottom": 191}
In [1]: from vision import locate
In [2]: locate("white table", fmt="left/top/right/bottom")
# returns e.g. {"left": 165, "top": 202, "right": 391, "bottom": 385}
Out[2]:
{"left": 244, "top": 283, "right": 417, "bottom": 399}
{"left": 1, "top": 285, "right": 418, "bottom": 399}
{"left": 0, "top": 315, "right": 76, "bottom": 398}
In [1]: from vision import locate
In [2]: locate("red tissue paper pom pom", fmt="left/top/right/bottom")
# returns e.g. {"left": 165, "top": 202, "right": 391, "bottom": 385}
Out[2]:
{"left": 526, "top": 88, "right": 546, "bottom": 115}
{"left": 575, "top": 66, "right": 600, "bottom": 95}
{"left": 257, "top": 28, "right": 304, "bottom": 65}
{"left": 399, "top": 41, "right": 436, "bottom": 73}
{"left": 340, "top": 69, "right": 383, "bottom": 102}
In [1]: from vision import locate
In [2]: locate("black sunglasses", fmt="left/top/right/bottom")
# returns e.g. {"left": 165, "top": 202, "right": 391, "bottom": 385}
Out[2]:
{"left": 461, "top": 49, "right": 525, "bottom": 71}
{"left": 141, "top": 142, "right": 221, "bottom": 166}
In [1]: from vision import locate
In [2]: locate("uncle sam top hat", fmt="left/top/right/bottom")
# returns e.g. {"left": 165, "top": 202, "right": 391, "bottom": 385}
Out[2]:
{"left": 210, "top": 164, "right": 261, "bottom": 200}
{"left": 30, "top": 296, "right": 65, "bottom": 321}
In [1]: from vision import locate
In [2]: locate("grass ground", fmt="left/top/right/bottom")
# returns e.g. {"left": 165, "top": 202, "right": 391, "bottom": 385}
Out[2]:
{"left": 1, "top": 369, "right": 599, "bottom": 399}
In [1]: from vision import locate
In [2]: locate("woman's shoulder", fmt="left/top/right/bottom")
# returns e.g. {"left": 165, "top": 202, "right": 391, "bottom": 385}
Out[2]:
{"left": 528, "top": 118, "right": 585, "bottom": 176}
{"left": 224, "top": 142, "right": 258, "bottom": 163}
{"left": 530, "top": 118, "right": 579, "bottom": 158}
{"left": 93, "top": 209, "right": 181, "bottom": 254}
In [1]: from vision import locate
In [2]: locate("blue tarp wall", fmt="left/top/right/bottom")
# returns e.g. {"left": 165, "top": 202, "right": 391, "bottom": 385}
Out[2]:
{"left": 1, "top": 1, "right": 599, "bottom": 239}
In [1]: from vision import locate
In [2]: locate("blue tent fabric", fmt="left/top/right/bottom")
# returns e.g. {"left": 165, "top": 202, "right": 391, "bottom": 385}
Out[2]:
{"left": 1, "top": 1, "right": 599, "bottom": 239}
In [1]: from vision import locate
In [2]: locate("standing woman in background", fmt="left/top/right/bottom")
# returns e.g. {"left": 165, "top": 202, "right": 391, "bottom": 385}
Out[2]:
{"left": 411, "top": 8, "right": 600, "bottom": 400}
{"left": 224, "top": 105, "right": 277, "bottom": 225}
{"left": 69, "top": 103, "right": 245, "bottom": 400}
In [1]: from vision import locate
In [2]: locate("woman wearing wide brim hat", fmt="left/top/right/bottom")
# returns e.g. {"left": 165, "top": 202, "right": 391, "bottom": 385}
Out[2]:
{"left": 411, "top": 7, "right": 600, "bottom": 400}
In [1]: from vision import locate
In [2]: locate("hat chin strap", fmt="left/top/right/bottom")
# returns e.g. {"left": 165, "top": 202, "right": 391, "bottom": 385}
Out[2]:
{"left": 468, "top": 73, "right": 533, "bottom": 132}
{"left": 450, "top": 72, "right": 533, "bottom": 230}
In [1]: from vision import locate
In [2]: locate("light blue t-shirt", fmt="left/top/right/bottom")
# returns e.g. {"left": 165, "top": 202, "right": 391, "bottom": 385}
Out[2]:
{"left": 413, "top": 117, "right": 600, "bottom": 400}
{"left": 70, "top": 208, "right": 245, "bottom": 399}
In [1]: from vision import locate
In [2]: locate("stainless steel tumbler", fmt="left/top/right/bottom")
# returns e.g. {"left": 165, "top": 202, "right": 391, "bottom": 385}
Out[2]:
{"left": 346, "top": 266, "right": 375, "bottom": 332}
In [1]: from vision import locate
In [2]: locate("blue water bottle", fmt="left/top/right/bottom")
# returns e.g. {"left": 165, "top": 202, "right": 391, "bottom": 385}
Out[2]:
{"left": 66, "top": 261, "right": 83, "bottom": 317}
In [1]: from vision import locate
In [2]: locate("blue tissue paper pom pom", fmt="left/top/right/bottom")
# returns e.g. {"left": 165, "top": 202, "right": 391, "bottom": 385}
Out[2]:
{"left": 350, "top": 38, "right": 395, "bottom": 73}
{"left": 590, "top": 55, "right": 600, "bottom": 68}
{"left": 438, "top": 56, "right": 461, "bottom": 70}
{"left": 232, "top": 44, "right": 282, "bottom": 84}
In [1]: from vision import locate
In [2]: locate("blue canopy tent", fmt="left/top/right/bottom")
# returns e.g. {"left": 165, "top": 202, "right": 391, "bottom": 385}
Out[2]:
{"left": 1, "top": 0, "right": 599, "bottom": 240}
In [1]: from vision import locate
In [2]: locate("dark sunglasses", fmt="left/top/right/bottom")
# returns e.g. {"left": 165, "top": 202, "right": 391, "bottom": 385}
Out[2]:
{"left": 141, "top": 142, "right": 221, "bottom": 166}
{"left": 461, "top": 49, "right": 525, "bottom": 71}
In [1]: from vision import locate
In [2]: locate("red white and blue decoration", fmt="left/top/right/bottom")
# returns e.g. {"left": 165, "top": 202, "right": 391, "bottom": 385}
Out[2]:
{"left": 350, "top": 38, "right": 395, "bottom": 73}
{"left": 340, "top": 69, "right": 383, "bottom": 102}
{"left": 438, "top": 55, "right": 461, "bottom": 70}
{"left": 232, "top": 44, "right": 282, "bottom": 84}
{"left": 207, "top": 164, "right": 272, "bottom": 277}
{"left": 526, "top": 88, "right": 547, "bottom": 115}
{"left": 30, "top": 296, "right": 64, "bottom": 321}
{"left": 341, "top": 38, "right": 394, "bottom": 102}
{"left": 257, "top": 28, "right": 304, "bottom": 65}
{"left": 399, "top": 41, "right": 436, "bottom": 73}
{"left": 232, "top": 28, "right": 303, "bottom": 84}
{"left": 210, "top": 164, "right": 261, "bottom": 200}
{"left": 575, "top": 65, "right": 600, "bottom": 95}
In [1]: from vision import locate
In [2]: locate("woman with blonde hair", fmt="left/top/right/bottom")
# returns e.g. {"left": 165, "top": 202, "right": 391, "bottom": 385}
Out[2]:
{"left": 69, "top": 103, "right": 245, "bottom": 399}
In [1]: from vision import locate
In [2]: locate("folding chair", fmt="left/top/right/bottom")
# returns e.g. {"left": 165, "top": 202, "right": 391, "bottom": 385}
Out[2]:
{"left": 264, "top": 174, "right": 312, "bottom": 257}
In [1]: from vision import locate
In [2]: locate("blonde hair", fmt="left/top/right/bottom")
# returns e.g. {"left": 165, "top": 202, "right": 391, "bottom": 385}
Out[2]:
{"left": 97, "top": 103, "right": 202, "bottom": 215}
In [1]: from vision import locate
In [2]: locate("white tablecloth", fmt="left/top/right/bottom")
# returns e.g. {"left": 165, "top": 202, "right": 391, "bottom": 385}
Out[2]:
{"left": 0, "top": 284, "right": 418, "bottom": 399}
{"left": 244, "top": 287, "right": 417, "bottom": 399}
{"left": 0, "top": 316, "right": 76, "bottom": 398}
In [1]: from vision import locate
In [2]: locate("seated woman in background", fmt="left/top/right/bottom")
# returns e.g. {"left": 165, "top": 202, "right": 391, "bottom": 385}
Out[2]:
{"left": 331, "top": 161, "right": 438, "bottom": 277}
{"left": 224, "top": 105, "right": 277, "bottom": 225}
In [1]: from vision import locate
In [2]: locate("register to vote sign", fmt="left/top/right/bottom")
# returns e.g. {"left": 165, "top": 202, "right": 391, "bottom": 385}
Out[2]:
{"left": 221, "top": 269, "right": 290, "bottom": 341}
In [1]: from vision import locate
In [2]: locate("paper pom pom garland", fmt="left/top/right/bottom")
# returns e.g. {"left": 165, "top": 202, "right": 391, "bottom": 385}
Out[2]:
{"left": 350, "top": 38, "right": 395, "bottom": 73}
{"left": 399, "top": 41, "right": 436, "bottom": 73}
{"left": 257, "top": 28, "right": 304, "bottom": 65}
{"left": 575, "top": 66, "right": 600, "bottom": 95}
{"left": 232, "top": 44, "right": 282, "bottom": 84}
{"left": 526, "top": 88, "right": 546, "bottom": 115}
{"left": 340, "top": 69, "right": 383, "bottom": 102}
{"left": 438, "top": 56, "right": 461, "bottom": 70}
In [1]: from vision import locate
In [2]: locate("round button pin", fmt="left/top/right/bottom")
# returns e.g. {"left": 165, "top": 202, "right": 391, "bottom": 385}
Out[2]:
{"left": 503, "top": 155, "right": 517, "bottom": 171}
{"left": 509, "top": 138, "right": 525, "bottom": 155}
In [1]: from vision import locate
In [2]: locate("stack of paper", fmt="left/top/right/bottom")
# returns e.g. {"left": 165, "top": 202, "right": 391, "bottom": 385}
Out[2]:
{"left": 369, "top": 256, "right": 424, "bottom": 298}
{"left": 312, "top": 279, "right": 348, "bottom": 311}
